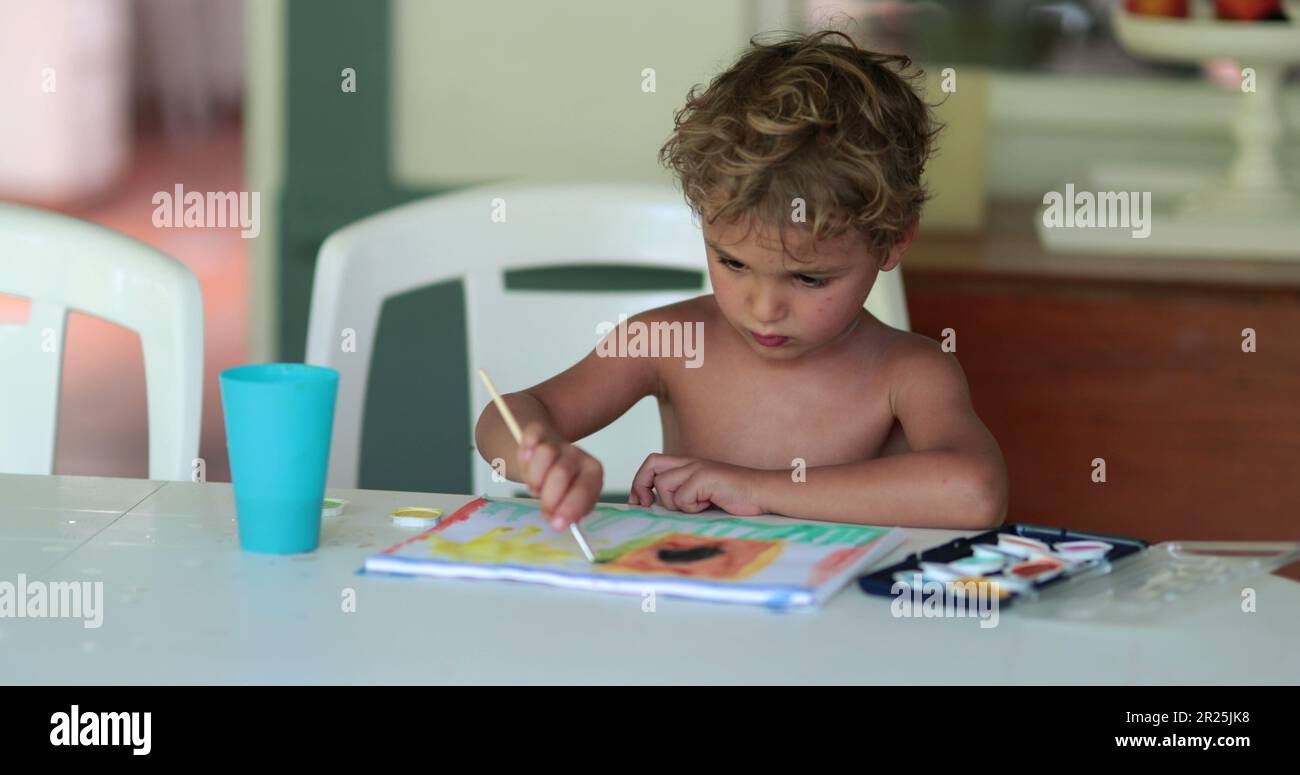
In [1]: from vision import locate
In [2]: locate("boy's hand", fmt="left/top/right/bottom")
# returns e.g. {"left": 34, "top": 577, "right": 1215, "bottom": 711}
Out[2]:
{"left": 630, "top": 454, "right": 764, "bottom": 517}
{"left": 518, "top": 422, "right": 603, "bottom": 530}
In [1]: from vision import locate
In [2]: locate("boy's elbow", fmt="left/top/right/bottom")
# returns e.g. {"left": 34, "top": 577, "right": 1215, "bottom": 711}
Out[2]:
{"left": 952, "top": 460, "right": 1007, "bottom": 530}
{"left": 976, "top": 493, "right": 1008, "bottom": 530}
{"left": 472, "top": 404, "right": 495, "bottom": 458}
{"left": 970, "top": 469, "right": 1008, "bottom": 529}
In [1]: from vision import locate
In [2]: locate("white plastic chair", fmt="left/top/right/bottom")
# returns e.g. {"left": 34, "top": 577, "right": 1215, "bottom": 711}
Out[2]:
{"left": 0, "top": 203, "right": 204, "bottom": 481}
{"left": 305, "top": 181, "right": 909, "bottom": 496}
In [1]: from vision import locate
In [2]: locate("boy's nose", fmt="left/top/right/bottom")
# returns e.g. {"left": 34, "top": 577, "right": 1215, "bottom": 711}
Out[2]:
{"left": 748, "top": 286, "right": 786, "bottom": 325}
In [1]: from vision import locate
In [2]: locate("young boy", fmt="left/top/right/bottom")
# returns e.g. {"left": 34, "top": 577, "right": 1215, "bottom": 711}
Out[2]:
{"left": 475, "top": 30, "right": 1007, "bottom": 532}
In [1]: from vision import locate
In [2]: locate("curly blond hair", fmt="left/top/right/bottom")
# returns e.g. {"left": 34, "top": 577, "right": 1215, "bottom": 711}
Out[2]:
{"left": 659, "top": 30, "right": 939, "bottom": 262}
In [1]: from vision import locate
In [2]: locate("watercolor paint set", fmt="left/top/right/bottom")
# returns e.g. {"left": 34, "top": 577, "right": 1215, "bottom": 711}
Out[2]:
{"left": 857, "top": 523, "right": 1149, "bottom": 608}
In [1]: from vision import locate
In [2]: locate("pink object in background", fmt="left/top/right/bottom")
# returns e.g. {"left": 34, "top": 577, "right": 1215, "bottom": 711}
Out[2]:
{"left": 1202, "top": 56, "right": 1246, "bottom": 87}
{"left": 0, "top": 0, "right": 132, "bottom": 205}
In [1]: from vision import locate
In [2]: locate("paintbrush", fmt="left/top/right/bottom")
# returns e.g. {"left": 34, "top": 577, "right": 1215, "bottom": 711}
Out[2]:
{"left": 477, "top": 368, "right": 597, "bottom": 563}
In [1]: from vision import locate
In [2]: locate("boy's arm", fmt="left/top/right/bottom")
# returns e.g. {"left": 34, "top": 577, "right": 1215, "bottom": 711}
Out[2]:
{"left": 473, "top": 314, "right": 662, "bottom": 483}
{"left": 747, "top": 341, "right": 1008, "bottom": 528}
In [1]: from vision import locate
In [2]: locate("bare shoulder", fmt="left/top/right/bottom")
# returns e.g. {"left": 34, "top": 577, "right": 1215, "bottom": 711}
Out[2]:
{"left": 525, "top": 298, "right": 714, "bottom": 441}
{"left": 626, "top": 294, "right": 718, "bottom": 326}
{"left": 601, "top": 294, "right": 716, "bottom": 399}
{"left": 875, "top": 327, "right": 972, "bottom": 411}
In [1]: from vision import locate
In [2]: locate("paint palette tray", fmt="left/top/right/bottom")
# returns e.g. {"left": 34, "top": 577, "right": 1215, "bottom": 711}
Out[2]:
{"left": 857, "top": 523, "right": 1149, "bottom": 609}
{"left": 1010, "top": 541, "right": 1300, "bottom": 623}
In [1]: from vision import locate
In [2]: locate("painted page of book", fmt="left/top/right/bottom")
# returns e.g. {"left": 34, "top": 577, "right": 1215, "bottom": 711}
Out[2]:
{"left": 365, "top": 497, "right": 904, "bottom": 609}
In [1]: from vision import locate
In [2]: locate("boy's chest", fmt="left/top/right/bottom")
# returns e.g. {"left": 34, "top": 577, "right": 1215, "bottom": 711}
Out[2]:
{"left": 655, "top": 350, "right": 900, "bottom": 469}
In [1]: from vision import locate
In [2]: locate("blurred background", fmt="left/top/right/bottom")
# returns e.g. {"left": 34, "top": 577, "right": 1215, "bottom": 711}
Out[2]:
{"left": 1, "top": 0, "right": 1297, "bottom": 544}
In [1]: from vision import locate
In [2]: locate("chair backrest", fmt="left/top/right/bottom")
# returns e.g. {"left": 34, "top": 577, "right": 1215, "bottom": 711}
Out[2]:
{"left": 0, "top": 203, "right": 204, "bottom": 480}
{"left": 305, "top": 181, "right": 909, "bottom": 495}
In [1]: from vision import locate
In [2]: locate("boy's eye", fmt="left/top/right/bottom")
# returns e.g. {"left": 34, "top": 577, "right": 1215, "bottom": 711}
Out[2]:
{"left": 718, "top": 257, "right": 745, "bottom": 271}
{"left": 796, "top": 274, "right": 829, "bottom": 288}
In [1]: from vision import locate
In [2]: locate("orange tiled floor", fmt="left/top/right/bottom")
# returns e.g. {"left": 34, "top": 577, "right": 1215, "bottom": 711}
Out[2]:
{"left": 18, "top": 118, "right": 248, "bottom": 482}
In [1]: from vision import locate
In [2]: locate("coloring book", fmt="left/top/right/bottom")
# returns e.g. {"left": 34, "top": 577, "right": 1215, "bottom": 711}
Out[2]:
{"left": 365, "top": 497, "right": 904, "bottom": 610}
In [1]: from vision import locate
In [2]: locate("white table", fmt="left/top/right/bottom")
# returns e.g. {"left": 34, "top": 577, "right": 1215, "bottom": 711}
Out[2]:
{"left": 2, "top": 473, "right": 1297, "bottom": 684}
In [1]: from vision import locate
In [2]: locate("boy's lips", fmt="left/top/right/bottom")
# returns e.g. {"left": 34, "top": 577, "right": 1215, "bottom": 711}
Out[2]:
{"left": 750, "top": 331, "right": 789, "bottom": 347}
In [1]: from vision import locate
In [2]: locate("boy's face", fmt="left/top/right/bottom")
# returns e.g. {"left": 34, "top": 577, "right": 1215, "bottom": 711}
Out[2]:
{"left": 702, "top": 214, "right": 908, "bottom": 361}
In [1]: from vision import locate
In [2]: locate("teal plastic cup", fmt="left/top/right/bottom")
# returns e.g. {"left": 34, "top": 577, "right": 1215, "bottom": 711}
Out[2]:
{"left": 220, "top": 363, "right": 339, "bottom": 554}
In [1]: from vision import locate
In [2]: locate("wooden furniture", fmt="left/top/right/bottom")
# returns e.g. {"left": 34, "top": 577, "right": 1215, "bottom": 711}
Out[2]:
{"left": 906, "top": 202, "right": 1300, "bottom": 559}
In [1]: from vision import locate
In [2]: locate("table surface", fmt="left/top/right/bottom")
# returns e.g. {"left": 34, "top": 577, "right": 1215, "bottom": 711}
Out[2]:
{"left": 2, "top": 473, "right": 1297, "bottom": 684}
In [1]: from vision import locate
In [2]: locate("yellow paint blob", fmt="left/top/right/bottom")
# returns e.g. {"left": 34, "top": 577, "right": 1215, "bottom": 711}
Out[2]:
{"left": 392, "top": 507, "right": 442, "bottom": 518}
{"left": 425, "top": 526, "right": 573, "bottom": 564}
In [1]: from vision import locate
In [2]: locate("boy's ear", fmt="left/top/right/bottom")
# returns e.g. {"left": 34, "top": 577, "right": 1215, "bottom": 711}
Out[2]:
{"left": 878, "top": 222, "right": 918, "bottom": 271}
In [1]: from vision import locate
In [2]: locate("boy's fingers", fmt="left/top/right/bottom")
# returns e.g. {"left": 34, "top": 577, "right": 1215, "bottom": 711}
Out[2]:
{"left": 653, "top": 463, "right": 701, "bottom": 512}
{"left": 554, "top": 473, "right": 600, "bottom": 529}
{"left": 674, "top": 470, "right": 711, "bottom": 513}
{"left": 524, "top": 443, "right": 558, "bottom": 493}
{"left": 519, "top": 421, "right": 549, "bottom": 448}
{"left": 550, "top": 458, "right": 601, "bottom": 529}
{"left": 559, "top": 483, "right": 598, "bottom": 527}
{"left": 630, "top": 460, "right": 652, "bottom": 505}
{"left": 631, "top": 454, "right": 691, "bottom": 507}
{"left": 538, "top": 460, "right": 578, "bottom": 516}
{"left": 517, "top": 423, "right": 541, "bottom": 464}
